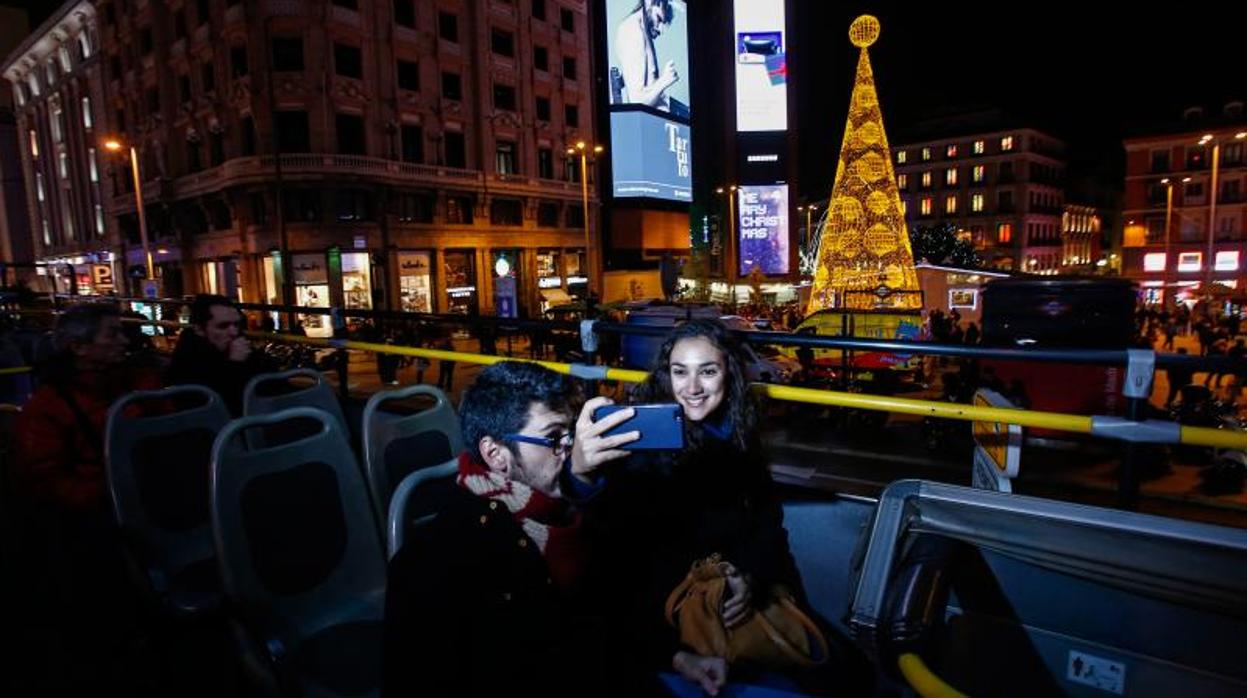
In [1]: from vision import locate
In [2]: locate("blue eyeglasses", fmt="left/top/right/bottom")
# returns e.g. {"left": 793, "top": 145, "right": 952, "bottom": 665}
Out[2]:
{"left": 506, "top": 432, "right": 574, "bottom": 457}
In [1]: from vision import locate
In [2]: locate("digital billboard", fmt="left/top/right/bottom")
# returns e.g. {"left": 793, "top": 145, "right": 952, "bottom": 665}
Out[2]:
{"left": 606, "top": 0, "right": 692, "bottom": 203}
{"left": 606, "top": 0, "right": 690, "bottom": 118}
{"left": 738, "top": 184, "right": 790, "bottom": 275}
{"left": 733, "top": 0, "right": 787, "bottom": 132}
{"left": 610, "top": 111, "right": 692, "bottom": 201}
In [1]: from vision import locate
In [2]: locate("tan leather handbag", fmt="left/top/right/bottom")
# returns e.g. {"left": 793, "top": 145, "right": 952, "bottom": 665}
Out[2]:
{"left": 664, "top": 554, "right": 829, "bottom": 669}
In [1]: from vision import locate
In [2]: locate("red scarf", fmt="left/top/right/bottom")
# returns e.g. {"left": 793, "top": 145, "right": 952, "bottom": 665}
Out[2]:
{"left": 456, "top": 453, "right": 587, "bottom": 592}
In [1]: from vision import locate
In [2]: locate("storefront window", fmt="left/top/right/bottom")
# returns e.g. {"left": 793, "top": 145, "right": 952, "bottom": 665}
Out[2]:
{"left": 292, "top": 252, "right": 331, "bottom": 337}
{"left": 566, "top": 249, "right": 587, "bottom": 296}
{"left": 537, "top": 249, "right": 569, "bottom": 312}
{"left": 261, "top": 254, "right": 281, "bottom": 327}
{"left": 263, "top": 255, "right": 279, "bottom": 304}
{"left": 398, "top": 251, "right": 433, "bottom": 313}
{"left": 341, "top": 251, "right": 372, "bottom": 310}
{"left": 203, "top": 261, "right": 218, "bottom": 294}
{"left": 443, "top": 249, "right": 477, "bottom": 314}
{"left": 202, "top": 259, "right": 241, "bottom": 300}
{"left": 75, "top": 266, "right": 92, "bottom": 295}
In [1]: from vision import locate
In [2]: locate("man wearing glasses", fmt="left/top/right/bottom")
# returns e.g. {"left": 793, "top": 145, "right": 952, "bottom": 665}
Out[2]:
{"left": 166, "top": 293, "right": 273, "bottom": 415}
{"left": 384, "top": 361, "right": 640, "bottom": 697}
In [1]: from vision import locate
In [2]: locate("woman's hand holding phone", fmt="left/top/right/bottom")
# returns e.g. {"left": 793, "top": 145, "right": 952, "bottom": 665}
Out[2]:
{"left": 570, "top": 397, "right": 639, "bottom": 483}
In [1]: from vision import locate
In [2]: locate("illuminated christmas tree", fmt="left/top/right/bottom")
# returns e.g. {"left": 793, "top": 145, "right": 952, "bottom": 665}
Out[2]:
{"left": 807, "top": 16, "right": 922, "bottom": 313}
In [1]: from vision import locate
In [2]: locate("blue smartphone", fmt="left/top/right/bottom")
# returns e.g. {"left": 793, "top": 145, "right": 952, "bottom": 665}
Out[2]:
{"left": 592, "top": 403, "right": 685, "bottom": 450}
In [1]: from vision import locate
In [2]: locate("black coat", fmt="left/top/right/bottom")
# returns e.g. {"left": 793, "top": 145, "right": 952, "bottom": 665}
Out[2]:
{"left": 383, "top": 485, "right": 616, "bottom": 698}
{"left": 165, "top": 330, "right": 273, "bottom": 416}
{"left": 584, "top": 432, "right": 802, "bottom": 670}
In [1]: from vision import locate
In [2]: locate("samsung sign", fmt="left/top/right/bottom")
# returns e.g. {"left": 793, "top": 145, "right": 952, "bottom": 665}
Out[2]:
{"left": 738, "top": 184, "right": 790, "bottom": 275}
{"left": 610, "top": 111, "right": 692, "bottom": 201}
{"left": 605, "top": 0, "right": 692, "bottom": 203}
{"left": 733, "top": 0, "right": 788, "bottom": 132}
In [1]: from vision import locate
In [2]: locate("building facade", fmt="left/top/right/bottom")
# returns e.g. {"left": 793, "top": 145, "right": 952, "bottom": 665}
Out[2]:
{"left": 892, "top": 127, "right": 1066, "bottom": 274}
{"left": 3, "top": 0, "right": 600, "bottom": 322}
{"left": 1121, "top": 108, "right": 1247, "bottom": 306}
{"left": 2, "top": 1, "right": 109, "bottom": 294}
{"left": 0, "top": 5, "right": 33, "bottom": 273}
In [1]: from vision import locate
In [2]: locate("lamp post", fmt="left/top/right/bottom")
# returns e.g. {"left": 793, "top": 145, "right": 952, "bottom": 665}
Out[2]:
{"left": 567, "top": 141, "right": 603, "bottom": 294}
{"left": 1160, "top": 176, "right": 1190, "bottom": 307}
{"left": 103, "top": 138, "right": 153, "bottom": 282}
{"left": 797, "top": 203, "right": 818, "bottom": 253}
{"left": 716, "top": 185, "right": 738, "bottom": 307}
{"left": 1199, "top": 131, "right": 1247, "bottom": 289}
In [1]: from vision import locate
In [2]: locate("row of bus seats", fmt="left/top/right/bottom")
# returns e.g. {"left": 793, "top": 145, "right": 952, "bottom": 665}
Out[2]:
{"left": 103, "top": 372, "right": 464, "bottom": 697}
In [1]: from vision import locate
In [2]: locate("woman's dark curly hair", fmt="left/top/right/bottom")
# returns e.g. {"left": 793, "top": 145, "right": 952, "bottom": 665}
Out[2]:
{"left": 635, "top": 318, "right": 756, "bottom": 450}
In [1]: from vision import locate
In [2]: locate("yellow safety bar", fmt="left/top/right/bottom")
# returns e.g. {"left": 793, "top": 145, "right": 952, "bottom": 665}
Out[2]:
{"left": 250, "top": 332, "right": 1247, "bottom": 451}
{"left": 0, "top": 366, "right": 31, "bottom": 376}
{"left": 763, "top": 383, "right": 1093, "bottom": 434}
{"left": 254, "top": 333, "right": 652, "bottom": 385}
{"left": 33, "top": 314, "right": 1247, "bottom": 452}
{"left": 898, "top": 653, "right": 969, "bottom": 698}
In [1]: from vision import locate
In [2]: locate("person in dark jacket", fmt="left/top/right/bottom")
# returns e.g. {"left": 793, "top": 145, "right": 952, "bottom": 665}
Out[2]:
{"left": 14, "top": 303, "right": 160, "bottom": 692}
{"left": 570, "top": 319, "right": 824, "bottom": 696}
{"left": 383, "top": 361, "right": 629, "bottom": 697}
{"left": 165, "top": 294, "right": 273, "bottom": 415}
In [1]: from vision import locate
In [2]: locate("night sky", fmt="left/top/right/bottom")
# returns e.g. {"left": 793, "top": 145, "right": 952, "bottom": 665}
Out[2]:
{"left": 792, "top": 1, "right": 1247, "bottom": 209}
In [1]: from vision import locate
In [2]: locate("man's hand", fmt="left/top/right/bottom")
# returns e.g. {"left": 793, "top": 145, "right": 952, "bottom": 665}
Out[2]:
{"left": 660, "top": 59, "right": 679, "bottom": 88}
{"left": 227, "top": 337, "right": 252, "bottom": 362}
{"left": 673, "top": 651, "right": 727, "bottom": 696}
{"left": 569, "top": 396, "right": 638, "bottom": 483}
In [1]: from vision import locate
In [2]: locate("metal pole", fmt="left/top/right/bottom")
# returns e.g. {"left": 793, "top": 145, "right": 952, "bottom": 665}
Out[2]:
{"left": 728, "top": 188, "right": 737, "bottom": 308}
{"left": 581, "top": 150, "right": 591, "bottom": 293}
{"left": 1117, "top": 396, "right": 1145, "bottom": 511}
{"left": 805, "top": 207, "right": 812, "bottom": 252}
{"left": 130, "top": 146, "right": 153, "bottom": 279}
{"left": 1205, "top": 143, "right": 1220, "bottom": 290}
{"left": 1163, "top": 181, "right": 1173, "bottom": 306}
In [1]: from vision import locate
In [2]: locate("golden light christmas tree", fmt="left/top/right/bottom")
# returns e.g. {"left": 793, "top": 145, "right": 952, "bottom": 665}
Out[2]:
{"left": 807, "top": 15, "right": 922, "bottom": 313}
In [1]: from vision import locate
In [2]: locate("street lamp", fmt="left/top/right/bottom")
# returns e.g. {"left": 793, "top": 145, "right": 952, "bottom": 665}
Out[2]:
{"left": 1198, "top": 131, "right": 1247, "bottom": 289}
{"left": 103, "top": 138, "right": 153, "bottom": 281}
{"left": 715, "top": 185, "right": 738, "bottom": 305}
{"left": 567, "top": 141, "right": 604, "bottom": 293}
{"left": 1160, "top": 176, "right": 1191, "bottom": 306}
{"left": 797, "top": 203, "right": 818, "bottom": 252}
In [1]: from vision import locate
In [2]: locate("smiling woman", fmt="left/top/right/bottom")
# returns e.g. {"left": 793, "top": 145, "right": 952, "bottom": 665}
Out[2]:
{"left": 569, "top": 319, "right": 841, "bottom": 694}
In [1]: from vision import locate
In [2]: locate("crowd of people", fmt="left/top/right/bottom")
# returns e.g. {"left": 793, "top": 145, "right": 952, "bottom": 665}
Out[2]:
{"left": 1136, "top": 303, "right": 1247, "bottom": 405}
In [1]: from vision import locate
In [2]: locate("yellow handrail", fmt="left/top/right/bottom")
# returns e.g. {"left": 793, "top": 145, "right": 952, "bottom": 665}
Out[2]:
{"left": 249, "top": 332, "right": 1247, "bottom": 451}
{"left": 898, "top": 653, "right": 969, "bottom": 698}
{"left": 0, "top": 366, "right": 31, "bottom": 376}
{"left": 763, "top": 383, "right": 1093, "bottom": 434}
{"left": 32, "top": 314, "right": 1247, "bottom": 451}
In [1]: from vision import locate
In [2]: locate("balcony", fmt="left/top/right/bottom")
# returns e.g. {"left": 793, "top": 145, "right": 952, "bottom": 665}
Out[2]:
{"left": 168, "top": 153, "right": 587, "bottom": 200}
{"left": 330, "top": 4, "right": 363, "bottom": 28}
